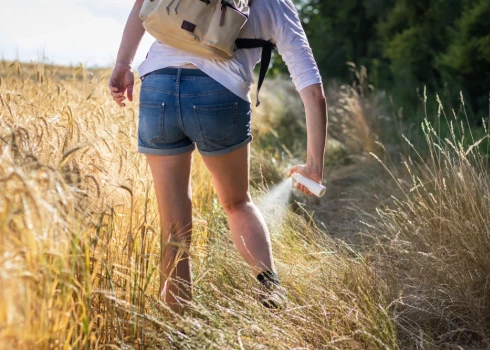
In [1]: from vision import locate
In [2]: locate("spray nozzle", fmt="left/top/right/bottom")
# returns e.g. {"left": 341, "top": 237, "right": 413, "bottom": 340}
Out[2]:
{"left": 291, "top": 173, "right": 326, "bottom": 198}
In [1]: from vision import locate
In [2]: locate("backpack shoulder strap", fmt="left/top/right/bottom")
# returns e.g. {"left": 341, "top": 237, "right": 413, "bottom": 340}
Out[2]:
{"left": 235, "top": 39, "right": 276, "bottom": 107}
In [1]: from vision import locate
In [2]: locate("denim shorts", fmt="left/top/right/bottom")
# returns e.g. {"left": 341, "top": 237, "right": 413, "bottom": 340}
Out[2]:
{"left": 138, "top": 68, "right": 253, "bottom": 156}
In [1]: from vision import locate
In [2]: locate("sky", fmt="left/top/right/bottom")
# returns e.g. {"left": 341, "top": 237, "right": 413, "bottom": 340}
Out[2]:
{"left": 0, "top": 0, "right": 155, "bottom": 67}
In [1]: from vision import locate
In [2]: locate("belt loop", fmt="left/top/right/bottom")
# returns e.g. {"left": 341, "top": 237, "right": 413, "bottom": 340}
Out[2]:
{"left": 176, "top": 68, "right": 182, "bottom": 83}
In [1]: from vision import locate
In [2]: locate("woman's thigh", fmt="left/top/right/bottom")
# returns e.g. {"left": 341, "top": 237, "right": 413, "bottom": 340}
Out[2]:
{"left": 146, "top": 151, "right": 194, "bottom": 241}
{"left": 200, "top": 144, "right": 250, "bottom": 207}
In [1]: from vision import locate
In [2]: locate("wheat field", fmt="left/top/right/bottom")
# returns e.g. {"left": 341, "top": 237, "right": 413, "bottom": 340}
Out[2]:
{"left": 0, "top": 61, "right": 489, "bottom": 349}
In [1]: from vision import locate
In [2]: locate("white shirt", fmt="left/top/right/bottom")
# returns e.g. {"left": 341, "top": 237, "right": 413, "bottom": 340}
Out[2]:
{"left": 138, "top": 0, "right": 322, "bottom": 102}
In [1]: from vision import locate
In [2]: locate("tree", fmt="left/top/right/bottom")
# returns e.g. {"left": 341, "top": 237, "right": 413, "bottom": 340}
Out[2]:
{"left": 270, "top": 0, "right": 490, "bottom": 121}
{"left": 438, "top": 0, "right": 490, "bottom": 116}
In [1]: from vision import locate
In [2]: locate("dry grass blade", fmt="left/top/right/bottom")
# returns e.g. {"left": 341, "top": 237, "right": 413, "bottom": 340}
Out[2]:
{"left": 59, "top": 145, "right": 85, "bottom": 168}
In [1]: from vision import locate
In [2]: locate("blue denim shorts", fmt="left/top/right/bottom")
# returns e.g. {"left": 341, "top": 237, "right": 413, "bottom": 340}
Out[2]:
{"left": 138, "top": 68, "right": 253, "bottom": 156}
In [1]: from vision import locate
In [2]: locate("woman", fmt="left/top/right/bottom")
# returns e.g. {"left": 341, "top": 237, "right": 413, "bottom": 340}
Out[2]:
{"left": 109, "top": 0, "right": 327, "bottom": 314}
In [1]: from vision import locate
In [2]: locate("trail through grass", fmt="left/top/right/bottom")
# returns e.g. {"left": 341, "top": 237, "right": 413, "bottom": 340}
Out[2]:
{"left": 1, "top": 61, "right": 489, "bottom": 349}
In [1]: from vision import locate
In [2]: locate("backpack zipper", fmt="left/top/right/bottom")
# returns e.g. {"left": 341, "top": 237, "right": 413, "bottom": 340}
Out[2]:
{"left": 173, "top": 0, "right": 183, "bottom": 14}
{"left": 166, "top": 0, "right": 196, "bottom": 15}
{"left": 165, "top": 0, "right": 177, "bottom": 14}
{"left": 164, "top": 0, "right": 247, "bottom": 25}
{"left": 220, "top": 1, "right": 249, "bottom": 26}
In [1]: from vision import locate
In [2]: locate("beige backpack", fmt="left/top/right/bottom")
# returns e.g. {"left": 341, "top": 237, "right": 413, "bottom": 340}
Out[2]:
{"left": 139, "top": 0, "right": 275, "bottom": 106}
{"left": 140, "top": 0, "right": 252, "bottom": 60}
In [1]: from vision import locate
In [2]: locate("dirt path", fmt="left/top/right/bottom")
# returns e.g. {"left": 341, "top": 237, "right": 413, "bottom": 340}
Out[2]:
{"left": 294, "top": 161, "right": 394, "bottom": 246}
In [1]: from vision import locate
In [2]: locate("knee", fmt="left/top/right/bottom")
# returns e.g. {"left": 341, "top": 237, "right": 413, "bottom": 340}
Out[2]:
{"left": 221, "top": 198, "right": 252, "bottom": 215}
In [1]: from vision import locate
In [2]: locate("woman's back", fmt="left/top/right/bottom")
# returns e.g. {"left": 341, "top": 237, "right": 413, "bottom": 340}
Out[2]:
{"left": 138, "top": 0, "right": 322, "bottom": 103}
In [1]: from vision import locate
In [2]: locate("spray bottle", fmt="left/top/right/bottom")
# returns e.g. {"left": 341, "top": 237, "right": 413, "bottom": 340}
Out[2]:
{"left": 291, "top": 173, "right": 326, "bottom": 198}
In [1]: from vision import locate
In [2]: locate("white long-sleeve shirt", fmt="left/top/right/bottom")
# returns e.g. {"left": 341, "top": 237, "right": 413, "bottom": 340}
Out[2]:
{"left": 138, "top": 0, "right": 322, "bottom": 102}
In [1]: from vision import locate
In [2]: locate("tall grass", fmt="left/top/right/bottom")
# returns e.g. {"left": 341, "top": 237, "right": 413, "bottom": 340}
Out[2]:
{"left": 369, "top": 96, "right": 490, "bottom": 348}
{"left": 0, "top": 62, "right": 398, "bottom": 349}
{"left": 1, "top": 61, "right": 488, "bottom": 349}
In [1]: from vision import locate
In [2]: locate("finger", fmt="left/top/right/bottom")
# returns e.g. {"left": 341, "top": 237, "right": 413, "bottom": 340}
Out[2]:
{"left": 113, "top": 95, "right": 126, "bottom": 101}
{"left": 299, "top": 184, "right": 311, "bottom": 195}
{"left": 127, "top": 84, "right": 134, "bottom": 102}
{"left": 289, "top": 165, "right": 301, "bottom": 177}
{"left": 110, "top": 86, "right": 121, "bottom": 92}
{"left": 111, "top": 92, "right": 125, "bottom": 98}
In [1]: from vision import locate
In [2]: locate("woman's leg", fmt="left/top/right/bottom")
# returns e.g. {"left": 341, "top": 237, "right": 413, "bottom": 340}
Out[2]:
{"left": 201, "top": 144, "right": 275, "bottom": 277}
{"left": 146, "top": 151, "right": 193, "bottom": 315}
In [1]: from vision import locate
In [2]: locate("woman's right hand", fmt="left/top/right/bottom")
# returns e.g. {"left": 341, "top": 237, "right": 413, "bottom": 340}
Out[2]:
{"left": 288, "top": 164, "right": 323, "bottom": 196}
{"left": 109, "top": 62, "right": 134, "bottom": 107}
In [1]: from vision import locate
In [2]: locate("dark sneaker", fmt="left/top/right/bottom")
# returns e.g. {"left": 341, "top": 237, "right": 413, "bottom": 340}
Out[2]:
{"left": 257, "top": 281, "right": 288, "bottom": 310}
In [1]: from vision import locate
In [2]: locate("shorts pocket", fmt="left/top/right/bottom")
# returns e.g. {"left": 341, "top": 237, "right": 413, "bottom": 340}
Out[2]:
{"left": 194, "top": 102, "right": 238, "bottom": 142}
{"left": 138, "top": 101, "right": 165, "bottom": 144}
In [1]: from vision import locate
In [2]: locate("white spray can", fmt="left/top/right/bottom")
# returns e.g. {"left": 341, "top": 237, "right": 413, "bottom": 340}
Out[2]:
{"left": 291, "top": 173, "right": 326, "bottom": 198}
